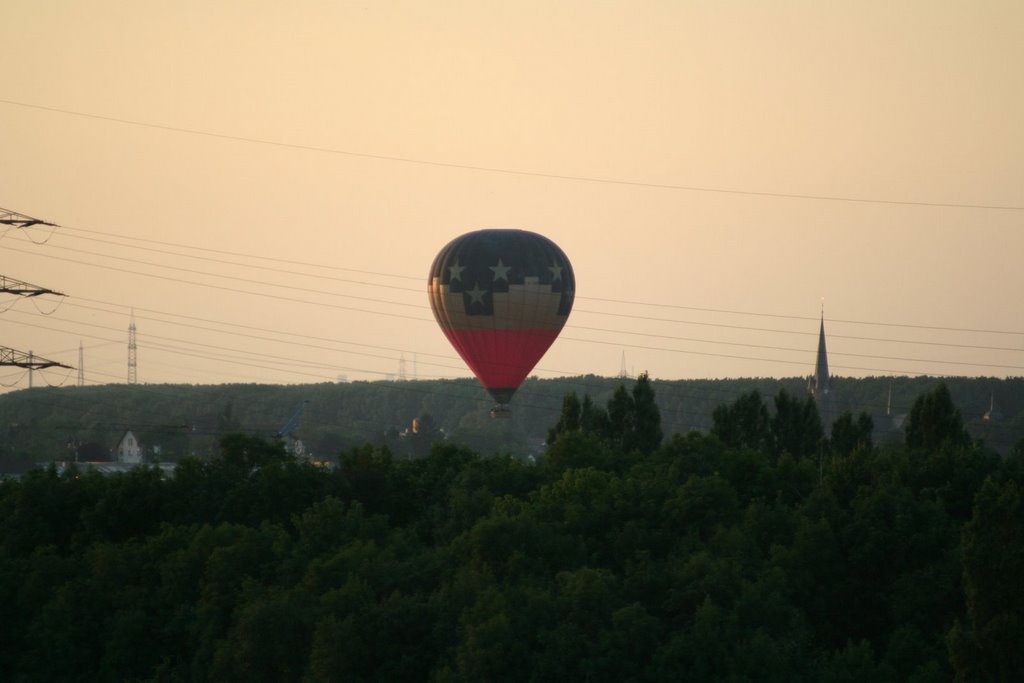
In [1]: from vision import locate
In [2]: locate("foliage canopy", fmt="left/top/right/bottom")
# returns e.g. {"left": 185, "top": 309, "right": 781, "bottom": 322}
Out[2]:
{"left": 2, "top": 379, "right": 1022, "bottom": 681}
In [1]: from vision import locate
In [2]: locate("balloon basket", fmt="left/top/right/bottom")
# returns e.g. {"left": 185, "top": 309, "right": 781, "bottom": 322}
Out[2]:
{"left": 490, "top": 404, "right": 512, "bottom": 419}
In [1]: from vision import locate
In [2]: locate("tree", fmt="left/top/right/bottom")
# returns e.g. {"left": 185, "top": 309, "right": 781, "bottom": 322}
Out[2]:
{"left": 548, "top": 392, "right": 583, "bottom": 444}
{"left": 628, "top": 372, "right": 663, "bottom": 455}
{"left": 950, "top": 478, "right": 1024, "bottom": 682}
{"left": 665, "top": 474, "right": 740, "bottom": 541}
{"left": 905, "top": 383, "right": 972, "bottom": 451}
{"left": 830, "top": 411, "right": 874, "bottom": 457}
{"left": 336, "top": 444, "right": 407, "bottom": 518}
{"left": 219, "top": 433, "right": 289, "bottom": 469}
{"left": 547, "top": 373, "right": 661, "bottom": 456}
{"left": 815, "top": 640, "right": 896, "bottom": 683}
{"left": 579, "top": 394, "right": 606, "bottom": 436}
{"left": 217, "top": 402, "right": 242, "bottom": 433}
{"left": 712, "top": 390, "right": 771, "bottom": 452}
{"left": 605, "top": 385, "right": 634, "bottom": 452}
{"left": 770, "top": 389, "right": 823, "bottom": 460}
{"left": 209, "top": 587, "right": 315, "bottom": 683}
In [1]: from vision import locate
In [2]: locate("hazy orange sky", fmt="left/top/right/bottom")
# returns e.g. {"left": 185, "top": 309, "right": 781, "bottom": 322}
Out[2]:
{"left": 2, "top": 1, "right": 1022, "bottom": 393}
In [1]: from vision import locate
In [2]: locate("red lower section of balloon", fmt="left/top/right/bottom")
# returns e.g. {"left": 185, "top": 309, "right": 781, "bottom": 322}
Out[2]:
{"left": 443, "top": 327, "right": 562, "bottom": 402}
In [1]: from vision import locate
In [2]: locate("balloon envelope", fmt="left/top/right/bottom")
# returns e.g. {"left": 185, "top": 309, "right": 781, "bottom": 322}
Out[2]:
{"left": 428, "top": 229, "right": 575, "bottom": 406}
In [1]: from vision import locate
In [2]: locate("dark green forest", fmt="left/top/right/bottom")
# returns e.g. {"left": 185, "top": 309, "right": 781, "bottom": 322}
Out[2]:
{"left": 1, "top": 375, "right": 1022, "bottom": 472}
{"left": 2, "top": 379, "right": 1023, "bottom": 681}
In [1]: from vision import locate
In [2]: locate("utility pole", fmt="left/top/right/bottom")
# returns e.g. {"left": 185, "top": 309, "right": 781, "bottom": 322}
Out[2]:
{"left": 77, "top": 341, "right": 85, "bottom": 387}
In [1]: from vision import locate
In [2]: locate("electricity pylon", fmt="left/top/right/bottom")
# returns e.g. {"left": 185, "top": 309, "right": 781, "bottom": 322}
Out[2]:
{"left": 0, "top": 207, "right": 58, "bottom": 228}
{"left": 0, "top": 275, "right": 70, "bottom": 384}
{"left": 0, "top": 275, "right": 66, "bottom": 298}
{"left": 1, "top": 206, "right": 71, "bottom": 387}
{"left": 0, "top": 346, "right": 73, "bottom": 388}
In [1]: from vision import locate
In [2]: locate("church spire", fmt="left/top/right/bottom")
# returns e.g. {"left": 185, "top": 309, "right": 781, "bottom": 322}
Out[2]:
{"left": 808, "top": 307, "right": 837, "bottom": 429}
{"left": 809, "top": 312, "right": 830, "bottom": 400}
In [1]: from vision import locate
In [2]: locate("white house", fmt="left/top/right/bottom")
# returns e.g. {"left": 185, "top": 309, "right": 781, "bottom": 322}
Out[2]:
{"left": 115, "top": 430, "right": 143, "bottom": 464}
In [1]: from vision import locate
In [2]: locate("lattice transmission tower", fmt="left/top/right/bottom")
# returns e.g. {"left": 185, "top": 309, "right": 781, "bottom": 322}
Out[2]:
{"left": 0, "top": 270, "right": 71, "bottom": 386}
{"left": 128, "top": 310, "right": 138, "bottom": 384}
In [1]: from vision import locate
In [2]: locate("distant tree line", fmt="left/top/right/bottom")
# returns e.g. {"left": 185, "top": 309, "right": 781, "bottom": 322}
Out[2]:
{"left": 1, "top": 376, "right": 1022, "bottom": 472}
{"left": 0, "top": 380, "right": 1022, "bottom": 680}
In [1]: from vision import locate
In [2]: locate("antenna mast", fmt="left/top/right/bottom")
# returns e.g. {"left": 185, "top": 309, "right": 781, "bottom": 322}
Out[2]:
{"left": 618, "top": 351, "right": 633, "bottom": 379}
{"left": 128, "top": 310, "right": 137, "bottom": 384}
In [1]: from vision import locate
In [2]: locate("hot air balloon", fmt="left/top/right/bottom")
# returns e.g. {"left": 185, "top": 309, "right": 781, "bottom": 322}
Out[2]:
{"left": 428, "top": 229, "right": 575, "bottom": 416}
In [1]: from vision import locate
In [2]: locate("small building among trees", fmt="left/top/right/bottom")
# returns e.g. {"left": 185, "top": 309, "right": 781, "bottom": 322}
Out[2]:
{"left": 115, "top": 430, "right": 143, "bottom": 464}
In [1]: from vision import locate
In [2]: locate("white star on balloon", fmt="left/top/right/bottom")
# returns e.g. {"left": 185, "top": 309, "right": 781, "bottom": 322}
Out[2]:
{"left": 489, "top": 258, "right": 511, "bottom": 282}
{"left": 548, "top": 262, "right": 563, "bottom": 280}
{"left": 448, "top": 260, "right": 466, "bottom": 282}
{"left": 467, "top": 282, "right": 488, "bottom": 306}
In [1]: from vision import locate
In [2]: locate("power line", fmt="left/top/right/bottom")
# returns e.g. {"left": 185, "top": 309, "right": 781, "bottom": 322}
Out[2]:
{"left": 568, "top": 323, "right": 1024, "bottom": 372}
{"left": 18, "top": 224, "right": 1024, "bottom": 340}
{"left": 8, "top": 302, "right": 1009, "bottom": 388}
{"left": 4, "top": 243, "right": 433, "bottom": 323}
{"left": 8, "top": 241, "right": 1020, "bottom": 381}
{"left": 4, "top": 98, "right": 1022, "bottom": 211}
{"left": 9, "top": 222, "right": 1020, "bottom": 388}
{"left": 70, "top": 298, "right": 453, "bottom": 365}
{"left": 9, "top": 278, "right": 1018, "bottom": 432}
{"left": 561, "top": 334, "right": 986, "bottom": 378}
{"left": 577, "top": 299, "right": 1024, "bottom": 337}
{"left": 55, "top": 225, "right": 422, "bottom": 292}
{"left": 50, "top": 300, "right": 1024, "bottom": 379}
{"left": 51, "top": 223, "right": 424, "bottom": 282}
{"left": 7, "top": 240, "right": 423, "bottom": 309}
{"left": 577, "top": 312, "right": 1023, "bottom": 352}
